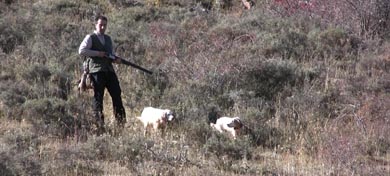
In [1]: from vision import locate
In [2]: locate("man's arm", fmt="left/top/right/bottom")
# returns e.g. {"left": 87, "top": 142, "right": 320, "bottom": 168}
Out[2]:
{"left": 78, "top": 34, "right": 105, "bottom": 57}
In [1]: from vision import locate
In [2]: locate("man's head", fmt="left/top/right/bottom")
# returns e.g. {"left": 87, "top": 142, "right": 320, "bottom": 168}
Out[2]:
{"left": 95, "top": 15, "right": 108, "bottom": 35}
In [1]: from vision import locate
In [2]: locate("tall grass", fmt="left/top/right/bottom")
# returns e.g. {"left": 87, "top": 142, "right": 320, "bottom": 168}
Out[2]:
{"left": 0, "top": 0, "right": 389, "bottom": 175}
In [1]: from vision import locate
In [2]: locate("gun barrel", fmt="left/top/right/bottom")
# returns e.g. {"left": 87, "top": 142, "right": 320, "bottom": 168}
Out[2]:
{"left": 121, "top": 59, "right": 153, "bottom": 75}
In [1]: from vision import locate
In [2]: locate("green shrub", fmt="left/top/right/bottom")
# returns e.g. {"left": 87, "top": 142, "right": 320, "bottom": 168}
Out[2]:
{"left": 21, "top": 65, "right": 51, "bottom": 84}
{"left": 203, "top": 134, "right": 253, "bottom": 160}
{"left": 48, "top": 71, "right": 72, "bottom": 100}
{"left": 366, "top": 137, "right": 390, "bottom": 156}
{"left": 0, "top": 1, "right": 389, "bottom": 175}
{"left": 0, "top": 81, "right": 29, "bottom": 119}
{"left": 253, "top": 126, "right": 283, "bottom": 148}
{"left": 22, "top": 98, "right": 76, "bottom": 137}
{"left": 238, "top": 59, "right": 303, "bottom": 100}
{"left": 0, "top": 125, "right": 41, "bottom": 175}
{"left": 316, "top": 27, "right": 360, "bottom": 59}
{"left": 318, "top": 88, "right": 344, "bottom": 119}
{"left": 0, "top": 17, "right": 29, "bottom": 54}
{"left": 263, "top": 29, "right": 309, "bottom": 60}
{"left": 182, "top": 119, "right": 213, "bottom": 146}
{"left": 0, "top": 152, "right": 41, "bottom": 176}
{"left": 41, "top": 146, "right": 103, "bottom": 175}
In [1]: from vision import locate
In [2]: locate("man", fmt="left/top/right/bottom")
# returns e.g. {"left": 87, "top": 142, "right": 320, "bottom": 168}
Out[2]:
{"left": 78, "top": 15, "right": 126, "bottom": 134}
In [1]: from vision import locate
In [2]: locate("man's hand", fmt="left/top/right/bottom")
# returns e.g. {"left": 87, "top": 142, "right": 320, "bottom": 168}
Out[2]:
{"left": 98, "top": 51, "right": 107, "bottom": 57}
{"left": 113, "top": 56, "right": 122, "bottom": 64}
{"left": 98, "top": 52, "right": 121, "bottom": 64}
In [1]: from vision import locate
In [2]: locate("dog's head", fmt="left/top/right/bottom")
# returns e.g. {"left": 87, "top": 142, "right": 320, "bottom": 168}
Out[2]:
{"left": 164, "top": 110, "right": 175, "bottom": 122}
{"left": 227, "top": 117, "right": 243, "bottom": 130}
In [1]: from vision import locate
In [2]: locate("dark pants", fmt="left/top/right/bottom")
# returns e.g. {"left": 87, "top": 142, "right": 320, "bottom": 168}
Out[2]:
{"left": 91, "top": 71, "right": 126, "bottom": 128}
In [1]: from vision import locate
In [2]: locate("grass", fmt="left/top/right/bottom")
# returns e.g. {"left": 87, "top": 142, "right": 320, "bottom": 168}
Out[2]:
{"left": 0, "top": 0, "right": 389, "bottom": 175}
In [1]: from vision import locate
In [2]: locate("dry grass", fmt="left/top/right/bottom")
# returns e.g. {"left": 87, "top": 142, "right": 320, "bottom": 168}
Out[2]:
{"left": 0, "top": 0, "right": 389, "bottom": 175}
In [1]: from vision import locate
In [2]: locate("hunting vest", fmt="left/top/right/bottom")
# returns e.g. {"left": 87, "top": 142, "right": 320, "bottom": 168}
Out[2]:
{"left": 88, "top": 33, "right": 115, "bottom": 73}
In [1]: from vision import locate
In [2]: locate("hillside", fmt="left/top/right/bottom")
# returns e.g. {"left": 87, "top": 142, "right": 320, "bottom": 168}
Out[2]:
{"left": 0, "top": 0, "right": 389, "bottom": 175}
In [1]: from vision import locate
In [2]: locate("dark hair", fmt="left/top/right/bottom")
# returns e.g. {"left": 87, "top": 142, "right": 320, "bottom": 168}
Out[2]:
{"left": 95, "top": 15, "right": 107, "bottom": 22}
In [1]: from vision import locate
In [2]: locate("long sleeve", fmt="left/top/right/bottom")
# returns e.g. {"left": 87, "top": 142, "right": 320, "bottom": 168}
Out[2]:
{"left": 79, "top": 33, "right": 116, "bottom": 57}
{"left": 78, "top": 34, "right": 101, "bottom": 57}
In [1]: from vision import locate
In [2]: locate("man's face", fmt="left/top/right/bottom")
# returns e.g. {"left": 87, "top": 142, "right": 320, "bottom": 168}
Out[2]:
{"left": 95, "top": 19, "right": 107, "bottom": 34}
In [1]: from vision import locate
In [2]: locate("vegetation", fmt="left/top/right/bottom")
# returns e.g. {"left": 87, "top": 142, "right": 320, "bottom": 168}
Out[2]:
{"left": 0, "top": 0, "right": 389, "bottom": 175}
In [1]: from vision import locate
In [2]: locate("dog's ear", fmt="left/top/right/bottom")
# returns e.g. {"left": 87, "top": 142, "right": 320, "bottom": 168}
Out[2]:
{"left": 171, "top": 110, "right": 176, "bottom": 117}
{"left": 235, "top": 119, "right": 243, "bottom": 129}
{"left": 227, "top": 119, "right": 243, "bottom": 129}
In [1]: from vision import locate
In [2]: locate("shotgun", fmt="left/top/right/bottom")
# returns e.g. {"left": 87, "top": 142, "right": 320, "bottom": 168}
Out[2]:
{"left": 78, "top": 55, "right": 152, "bottom": 92}
{"left": 108, "top": 54, "right": 153, "bottom": 74}
{"left": 120, "top": 59, "right": 153, "bottom": 75}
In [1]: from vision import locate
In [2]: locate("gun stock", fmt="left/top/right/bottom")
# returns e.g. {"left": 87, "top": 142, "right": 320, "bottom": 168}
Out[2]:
{"left": 121, "top": 59, "right": 153, "bottom": 75}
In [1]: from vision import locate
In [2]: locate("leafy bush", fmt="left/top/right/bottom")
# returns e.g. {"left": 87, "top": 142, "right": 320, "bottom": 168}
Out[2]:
{"left": 0, "top": 124, "right": 42, "bottom": 175}
{"left": 238, "top": 59, "right": 304, "bottom": 100}
{"left": 316, "top": 28, "right": 360, "bottom": 59}
{"left": 0, "top": 1, "right": 389, "bottom": 175}
{"left": 0, "top": 16, "right": 30, "bottom": 54}
{"left": 203, "top": 134, "right": 253, "bottom": 160}
{"left": 21, "top": 65, "right": 51, "bottom": 84}
{"left": 0, "top": 81, "right": 29, "bottom": 118}
{"left": 22, "top": 98, "right": 75, "bottom": 137}
{"left": 263, "top": 29, "right": 309, "bottom": 60}
{"left": 182, "top": 119, "right": 214, "bottom": 146}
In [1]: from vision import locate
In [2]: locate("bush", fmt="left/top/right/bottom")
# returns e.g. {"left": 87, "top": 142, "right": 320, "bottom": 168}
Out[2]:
{"left": 41, "top": 145, "right": 103, "bottom": 175}
{"left": 263, "top": 29, "right": 309, "bottom": 60}
{"left": 21, "top": 65, "right": 51, "bottom": 84}
{"left": 183, "top": 119, "right": 213, "bottom": 146}
{"left": 203, "top": 134, "right": 253, "bottom": 160}
{"left": 0, "top": 124, "right": 42, "bottom": 175}
{"left": 0, "top": 81, "right": 29, "bottom": 118}
{"left": 22, "top": 98, "right": 75, "bottom": 137}
{"left": 0, "top": 17, "right": 29, "bottom": 54}
{"left": 0, "top": 1, "right": 389, "bottom": 175}
{"left": 238, "top": 59, "right": 304, "bottom": 100}
{"left": 316, "top": 28, "right": 360, "bottom": 60}
{"left": 48, "top": 71, "right": 72, "bottom": 100}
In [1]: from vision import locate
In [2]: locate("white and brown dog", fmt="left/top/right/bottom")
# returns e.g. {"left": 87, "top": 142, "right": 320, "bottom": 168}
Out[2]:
{"left": 210, "top": 116, "right": 244, "bottom": 139}
{"left": 136, "top": 107, "right": 175, "bottom": 136}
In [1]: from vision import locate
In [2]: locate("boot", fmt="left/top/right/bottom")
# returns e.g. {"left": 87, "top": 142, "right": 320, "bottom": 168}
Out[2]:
{"left": 94, "top": 111, "right": 106, "bottom": 135}
{"left": 113, "top": 108, "right": 126, "bottom": 135}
